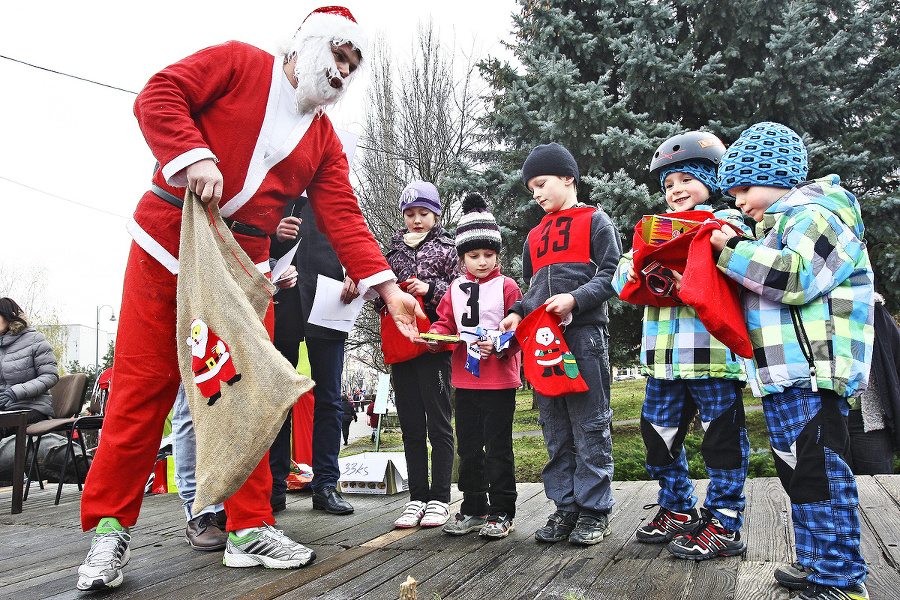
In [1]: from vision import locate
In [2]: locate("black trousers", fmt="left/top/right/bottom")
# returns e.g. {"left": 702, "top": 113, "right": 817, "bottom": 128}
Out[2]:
{"left": 455, "top": 387, "right": 518, "bottom": 518}
{"left": 391, "top": 351, "right": 454, "bottom": 503}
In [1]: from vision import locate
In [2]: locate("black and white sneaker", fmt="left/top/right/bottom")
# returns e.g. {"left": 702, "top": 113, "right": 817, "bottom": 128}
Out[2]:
{"left": 774, "top": 561, "right": 811, "bottom": 589}
{"left": 479, "top": 514, "right": 514, "bottom": 539}
{"left": 799, "top": 582, "right": 869, "bottom": 600}
{"left": 666, "top": 508, "right": 746, "bottom": 560}
{"left": 568, "top": 512, "right": 611, "bottom": 546}
{"left": 223, "top": 524, "right": 316, "bottom": 568}
{"left": 76, "top": 518, "right": 131, "bottom": 590}
{"left": 534, "top": 509, "right": 579, "bottom": 543}
{"left": 636, "top": 505, "right": 700, "bottom": 543}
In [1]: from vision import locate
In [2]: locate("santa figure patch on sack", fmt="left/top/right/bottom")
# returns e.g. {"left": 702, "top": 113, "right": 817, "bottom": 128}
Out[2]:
{"left": 516, "top": 308, "right": 588, "bottom": 397}
{"left": 186, "top": 318, "right": 242, "bottom": 405}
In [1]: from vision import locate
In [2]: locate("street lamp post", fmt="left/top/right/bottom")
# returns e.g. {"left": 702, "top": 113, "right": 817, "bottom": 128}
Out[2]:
{"left": 96, "top": 305, "right": 117, "bottom": 373}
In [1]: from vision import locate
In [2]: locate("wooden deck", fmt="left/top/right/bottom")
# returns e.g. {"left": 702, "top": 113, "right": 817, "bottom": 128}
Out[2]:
{"left": 2, "top": 477, "right": 900, "bottom": 600}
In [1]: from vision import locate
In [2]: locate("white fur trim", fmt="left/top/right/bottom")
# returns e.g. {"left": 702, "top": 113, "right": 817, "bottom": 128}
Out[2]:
{"left": 220, "top": 59, "right": 314, "bottom": 218}
{"left": 127, "top": 218, "right": 180, "bottom": 274}
{"left": 162, "top": 148, "right": 217, "bottom": 187}
{"left": 297, "top": 12, "right": 368, "bottom": 58}
{"left": 358, "top": 270, "right": 396, "bottom": 300}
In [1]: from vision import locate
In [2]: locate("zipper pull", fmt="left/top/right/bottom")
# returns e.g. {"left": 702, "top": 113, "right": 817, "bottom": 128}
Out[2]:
{"left": 809, "top": 366, "right": 818, "bottom": 392}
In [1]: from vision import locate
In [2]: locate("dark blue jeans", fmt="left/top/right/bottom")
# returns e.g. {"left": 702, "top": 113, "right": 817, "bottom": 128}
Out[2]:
{"left": 270, "top": 337, "right": 345, "bottom": 495}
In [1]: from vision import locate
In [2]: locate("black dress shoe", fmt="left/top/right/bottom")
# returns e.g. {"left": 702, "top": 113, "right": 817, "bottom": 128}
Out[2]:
{"left": 271, "top": 492, "right": 286, "bottom": 513}
{"left": 312, "top": 485, "right": 354, "bottom": 515}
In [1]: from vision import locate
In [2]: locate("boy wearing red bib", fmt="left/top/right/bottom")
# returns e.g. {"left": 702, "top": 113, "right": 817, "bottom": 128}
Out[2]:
{"left": 500, "top": 143, "right": 622, "bottom": 545}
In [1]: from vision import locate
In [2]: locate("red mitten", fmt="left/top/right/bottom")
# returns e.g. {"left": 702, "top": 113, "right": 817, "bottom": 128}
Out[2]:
{"left": 680, "top": 221, "right": 753, "bottom": 358}
{"left": 516, "top": 308, "right": 589, "bottom": 397}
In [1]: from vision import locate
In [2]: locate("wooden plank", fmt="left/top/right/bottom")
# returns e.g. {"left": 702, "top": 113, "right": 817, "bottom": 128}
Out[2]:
{"left": 4, "top": 478, "right": 900, "bottom": 600}
{"left": 735, "top": 560, "right": 792, "bottom": 600}
{"left": 856, "top": 476, "right": 900, "bottom": 570}
{"left": 742, "top": 476, "right": 794, "bottom": 564}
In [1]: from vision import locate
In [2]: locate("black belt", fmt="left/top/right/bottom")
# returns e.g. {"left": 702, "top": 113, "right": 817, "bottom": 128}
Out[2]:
{"left": 150, "top": 184, "right": 267, "bottom": 238}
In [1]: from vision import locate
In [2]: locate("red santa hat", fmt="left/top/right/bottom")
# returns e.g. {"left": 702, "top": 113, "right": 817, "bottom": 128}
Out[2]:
{"left": 296, "top": 6, "right": 368, "bottom": 58}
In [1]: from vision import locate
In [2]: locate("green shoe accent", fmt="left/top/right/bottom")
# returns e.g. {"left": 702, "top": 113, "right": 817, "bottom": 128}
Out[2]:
{"left": 228, "top": 529, "right": 262, "bottom": 544}
{"left": 96, "top": 517, "right": 127, "bottom": 535}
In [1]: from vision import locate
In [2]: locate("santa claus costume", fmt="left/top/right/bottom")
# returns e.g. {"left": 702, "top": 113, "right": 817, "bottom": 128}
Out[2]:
{"left": 78, "top": 6, "right": 396, "bottom": 591}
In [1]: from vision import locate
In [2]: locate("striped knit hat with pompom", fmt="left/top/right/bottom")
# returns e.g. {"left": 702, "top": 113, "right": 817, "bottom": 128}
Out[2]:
{"left": 718, "top": 122, "right": 808, "bottom": 196}
{"left": 455, "top": 193, "right": 502, "bottom": 256}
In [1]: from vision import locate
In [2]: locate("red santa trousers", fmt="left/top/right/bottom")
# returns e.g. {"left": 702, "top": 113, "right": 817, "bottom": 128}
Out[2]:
{"left": 81, "top": 242, "right": 275, "bottom": 532}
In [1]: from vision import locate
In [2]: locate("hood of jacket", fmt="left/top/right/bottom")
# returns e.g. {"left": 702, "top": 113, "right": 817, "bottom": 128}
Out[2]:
{"left": 764, "top": 175, "right": 865, "bottom": 240}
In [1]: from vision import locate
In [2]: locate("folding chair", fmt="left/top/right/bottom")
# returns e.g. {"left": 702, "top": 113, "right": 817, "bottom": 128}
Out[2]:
{"left": 23, "top": 373, "right": 89, "bottom": 503}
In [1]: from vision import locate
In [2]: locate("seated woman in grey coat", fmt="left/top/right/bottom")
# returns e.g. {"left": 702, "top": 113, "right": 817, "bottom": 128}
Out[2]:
{"left": 0, "top": 297, "right": 59, "bottom": 436}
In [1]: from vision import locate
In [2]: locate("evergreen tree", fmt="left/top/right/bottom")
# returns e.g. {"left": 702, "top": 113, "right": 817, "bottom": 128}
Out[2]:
{"left": 477, "top": 0, "right": 900, "bottom": 363}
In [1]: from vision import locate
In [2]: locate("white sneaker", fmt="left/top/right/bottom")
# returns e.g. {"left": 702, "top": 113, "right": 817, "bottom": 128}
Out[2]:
{"left": 223, "top": 524, "right": 315, "bottom": 568}
{"left": 76, "top": 520, "right": 131, "bottom": 590}
{"left": 420, "top": 500, "right": 450, "bottom": 527}
{"left": 394, "top": 501, "right": 426, "bottom": 528}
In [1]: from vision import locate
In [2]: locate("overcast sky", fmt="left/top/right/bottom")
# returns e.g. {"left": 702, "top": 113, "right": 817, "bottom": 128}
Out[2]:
{"left": 0, "top": 0, "right": 517, "bottom": 333}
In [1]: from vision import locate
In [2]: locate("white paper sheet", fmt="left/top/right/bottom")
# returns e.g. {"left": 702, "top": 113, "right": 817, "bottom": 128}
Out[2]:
{"left": 307, "top": 274, "right": 366, "bottom": 332}
{"left": 270, "top": 240, "right": 301, "bottom": 283}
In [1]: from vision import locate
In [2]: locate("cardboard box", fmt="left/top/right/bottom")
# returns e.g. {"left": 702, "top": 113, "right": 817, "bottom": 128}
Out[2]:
{"left": 337, "top": 452, "right": 409, "bottom": 495}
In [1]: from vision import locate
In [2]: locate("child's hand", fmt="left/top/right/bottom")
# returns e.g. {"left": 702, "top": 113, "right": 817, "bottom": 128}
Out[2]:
{"left": 476, "top": 339, "right": 495, "bottom": 358}
{"left": 710, "top": 224, "right": 739, "bottom": 252}
{"left": 404, "top": 277, "right": 429, "bottom": 296}
{"left": 499, "top": 312, "right": 522, "bottom": 333}
{"left": 626, "top": 266, "right": 637, "bottom": 283}
{"left": 544, "top": 293, "right": 576, "bottom": 320}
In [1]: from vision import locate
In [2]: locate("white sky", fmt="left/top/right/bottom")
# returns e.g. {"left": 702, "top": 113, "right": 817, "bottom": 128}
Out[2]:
{"left": 0, "top": 0, "right": 517, "bottom": 333}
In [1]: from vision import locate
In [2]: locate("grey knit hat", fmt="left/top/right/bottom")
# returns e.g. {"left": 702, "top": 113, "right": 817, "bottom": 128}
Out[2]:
{"left": 455, "top": 193, "right": 501, "bottom": 256}
{"left": 718, "top": 122, "right": 808, "bottom": 196}
{"left": 522, "top": 142, "right": 580, "bottom": 188}
{"left": 398, "top": 180, "right": 442, "bottom": 216}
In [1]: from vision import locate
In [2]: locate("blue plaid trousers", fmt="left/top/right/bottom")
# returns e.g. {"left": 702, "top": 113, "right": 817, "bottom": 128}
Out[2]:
{"left": 763, "top": 387, "right": 866, "bottom": 587}
{"left": 641, "top": 377, "right": 749, "bottom": 531}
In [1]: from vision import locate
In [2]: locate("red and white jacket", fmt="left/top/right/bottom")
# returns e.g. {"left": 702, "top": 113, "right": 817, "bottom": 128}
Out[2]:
{"left": 430, "top": 268, "right": 523, "bottom": 390}
{"left": 128, "top": 41, "right": 391, "bottom": 294}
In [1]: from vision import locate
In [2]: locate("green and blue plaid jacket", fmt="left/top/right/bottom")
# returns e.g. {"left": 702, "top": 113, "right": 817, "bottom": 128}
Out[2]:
{"left": 716, "top": 176, "right": 874, "bottom": 398}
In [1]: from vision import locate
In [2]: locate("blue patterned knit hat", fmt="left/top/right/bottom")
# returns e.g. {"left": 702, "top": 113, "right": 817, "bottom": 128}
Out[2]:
{"left": 718, "top": 122, "right": 808, "bottom": 196}
{"left": 659, "top": 160, "right": 719, "bottom": 194}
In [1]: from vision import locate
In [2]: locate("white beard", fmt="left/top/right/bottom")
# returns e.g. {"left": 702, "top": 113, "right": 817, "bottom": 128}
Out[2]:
{"left": 287, "top": 38, "right": 354, "bottom": 115}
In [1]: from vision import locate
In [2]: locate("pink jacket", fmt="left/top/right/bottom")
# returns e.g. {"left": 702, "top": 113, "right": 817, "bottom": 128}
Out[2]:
{"left": 430, "top": 268, "right": 522, "bottom": 390}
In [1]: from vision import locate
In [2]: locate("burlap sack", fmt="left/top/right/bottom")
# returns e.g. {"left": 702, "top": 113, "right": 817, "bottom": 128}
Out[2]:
{"left": 176, "top": 190, "right": 314, "bottom": 514}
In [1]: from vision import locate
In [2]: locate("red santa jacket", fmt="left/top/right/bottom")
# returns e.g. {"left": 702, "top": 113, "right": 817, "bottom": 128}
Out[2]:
{"left": 129, "top": 41, "right": 389, "bottom": 286}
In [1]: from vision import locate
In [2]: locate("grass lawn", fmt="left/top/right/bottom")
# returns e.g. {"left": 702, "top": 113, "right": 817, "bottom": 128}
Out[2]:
{"left": 340, "top": 380, "right": 776, "bottom": 483}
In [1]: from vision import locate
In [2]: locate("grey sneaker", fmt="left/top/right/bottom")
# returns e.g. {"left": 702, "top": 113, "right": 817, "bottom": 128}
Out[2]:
{"left": 223, "top": 524, "right": 316, "bottom": 569}
{"left": 568, "top": 512, "right": 611, "bottom": 546}
{"left": 535, "top": 509, "right": 579, "bottom": 543}
{"left": 443, "top": 513, "right": 488, "bottom": 536}
{"left": 76, "top": 519, "right": 131, "bottom": 590}
{"left": 774, "top": 561, "right": 811, "bottom": 589}
{"left": 480, "top": 514, "right": 514, "bottom": 539}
